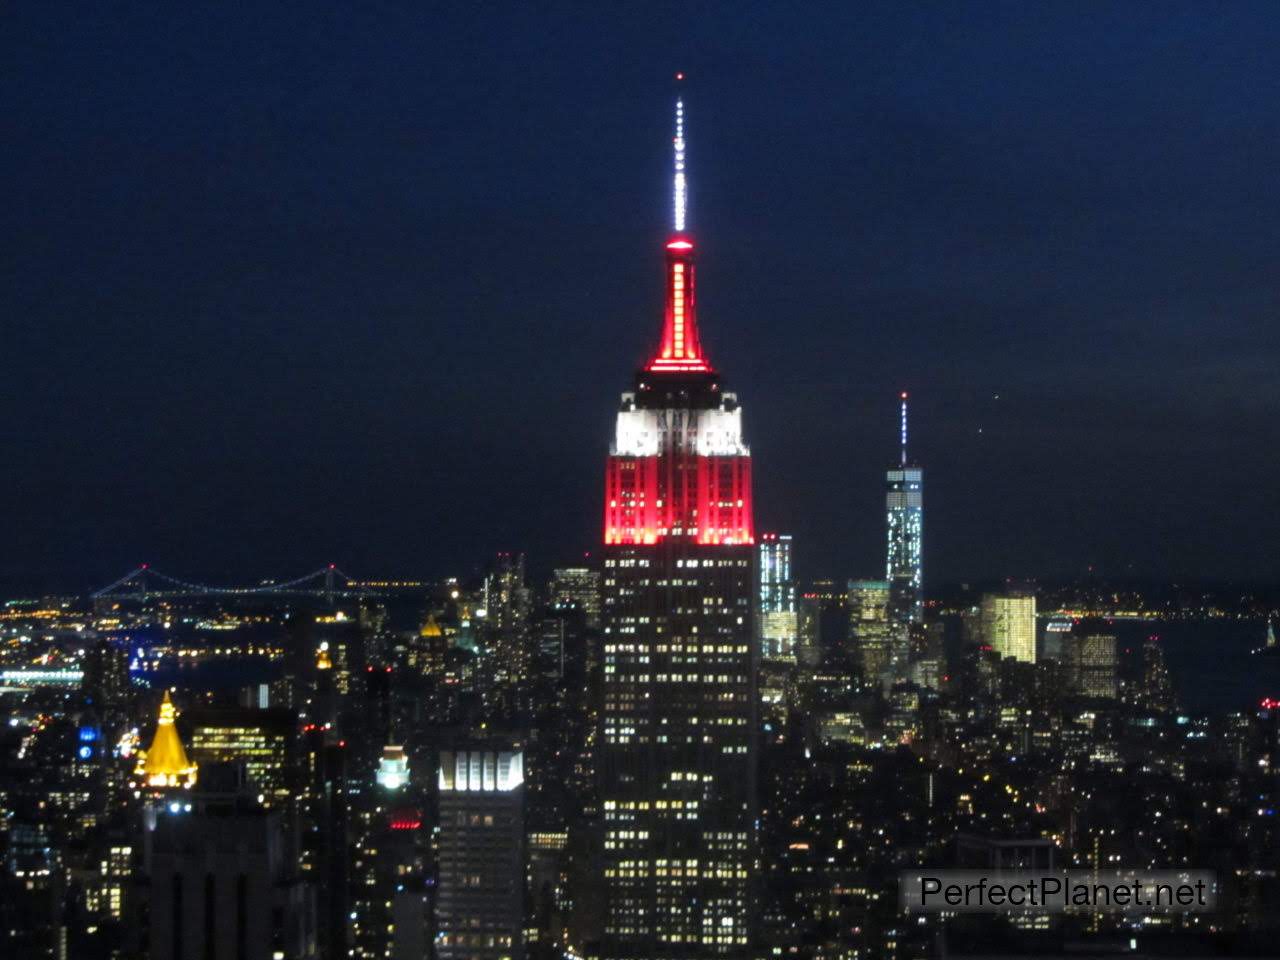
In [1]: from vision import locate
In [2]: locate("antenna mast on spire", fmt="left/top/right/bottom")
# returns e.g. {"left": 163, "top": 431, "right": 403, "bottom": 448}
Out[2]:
{"left": 673, "top": 72, "right": 687, "bottom": 233}
{"left": 900, "top": 392, "right": 909, "bottom": 467}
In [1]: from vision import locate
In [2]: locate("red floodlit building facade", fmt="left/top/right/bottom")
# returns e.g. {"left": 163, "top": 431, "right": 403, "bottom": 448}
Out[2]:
{"left": 598, "top": 80, "right": 756, "bottom": 958}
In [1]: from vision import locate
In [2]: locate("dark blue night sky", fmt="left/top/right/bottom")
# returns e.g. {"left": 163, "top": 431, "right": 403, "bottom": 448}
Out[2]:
{"left": 3, "top": 3, "right": 1277, "bottom": 590}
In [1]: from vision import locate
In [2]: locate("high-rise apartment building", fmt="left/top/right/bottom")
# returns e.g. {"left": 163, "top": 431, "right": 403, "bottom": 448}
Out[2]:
{"left": 598, "top": 80, "right": 755, "bottom": 958}
{"left": 978, "top": 591, "right": 1037, "bottom": 664}
{"left": 436, "top": 748, "right": 525, "bottom": 960}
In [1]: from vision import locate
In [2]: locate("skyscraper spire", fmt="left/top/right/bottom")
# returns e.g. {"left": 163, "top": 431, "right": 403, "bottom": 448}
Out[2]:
{"left": 673, "top": 73, "right": 687, "bottom": 233}
{"left": 900, "top": 391, "right": 909, "bottom": 467}
{"left": 647, "top": 73, "right": 711, "bottom": 374}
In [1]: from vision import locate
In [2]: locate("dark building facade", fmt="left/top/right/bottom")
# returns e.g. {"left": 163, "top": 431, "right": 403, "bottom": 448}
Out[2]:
{"left": 436, "top": 748, "right": 525, "bottom": 960}
{"left": 143, "top": 764, "right": 316, "bottom": 960}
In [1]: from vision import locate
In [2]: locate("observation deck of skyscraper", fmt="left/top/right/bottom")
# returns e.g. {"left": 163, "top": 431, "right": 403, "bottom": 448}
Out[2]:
{"left": 3, "top": 6, "right": 1280, "bottom": 960}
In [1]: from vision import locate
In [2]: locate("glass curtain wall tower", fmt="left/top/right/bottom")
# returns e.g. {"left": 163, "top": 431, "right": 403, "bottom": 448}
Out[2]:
{"left": 758, "top": 534, "right": 797, "bottom": 662}
{"left": 886, "top": 393, "right": 923, "bottom": 627}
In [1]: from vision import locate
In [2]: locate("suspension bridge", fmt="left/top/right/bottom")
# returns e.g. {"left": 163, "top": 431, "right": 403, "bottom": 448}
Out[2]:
{"left": 90, "top": 563, "right": 377, "bottom": 601}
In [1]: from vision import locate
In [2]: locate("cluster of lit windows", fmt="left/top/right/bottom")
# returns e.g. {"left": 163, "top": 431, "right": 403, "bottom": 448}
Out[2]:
{"left": 602, "top": 853, "right": 652, "bottom": 869}
{"left": 603, "top": 724, "right": 639, "bottom": 743}
{"left": 437, "top": 933, "right": 514, "bottom": 947}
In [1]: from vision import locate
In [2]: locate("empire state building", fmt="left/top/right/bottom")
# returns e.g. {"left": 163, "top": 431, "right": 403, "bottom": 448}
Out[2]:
{"left": 598, "top": 80, "right": 756, "bottom": 958}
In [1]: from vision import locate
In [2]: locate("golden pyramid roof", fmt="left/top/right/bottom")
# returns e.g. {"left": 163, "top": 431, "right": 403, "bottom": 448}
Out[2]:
{"left": 419, "top": 614, "right": 443, "bottom": 638}
{"left": 142, "top": 690, "right": 197, "bottom": 787}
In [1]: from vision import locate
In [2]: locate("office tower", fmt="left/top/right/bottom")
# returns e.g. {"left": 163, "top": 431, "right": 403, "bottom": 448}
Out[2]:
{"left": 409, "top": 613, "right": 451, "bottom": 679}
{"left": 758, "top": 533, "right": 798, "bottom": 662}
{"left": 487, "top": 552, "right": 533, "bottom": 683}
{"left": 82, "top": 637, "right": 130, "bottom": 719}
{"left": 354, "top": 750, "right": 426, "bottom": 960}
{"left": 550, "top": 566, "right": 603, "bottom": 629}
{"left": 754, "top": 534, "right": 795, "bottom": 720}
{"left": 847, "top": 580, "right": 896, "bottom": 684}
{"left": 144, "top": 763, "right": 315, "bottom": 960}
{"left": 886, "top": 393, "right": 923, "bottom": 626}
{"left": 299, "top": 730, "right": 350, "bottom": 960}
{"left": 185, "top": 707, "right": 297, "bottom": 810}
{"left": 599, "top": 80, "right": 755, "bottom": 957}
{"left": 910, "top": 620, "right": 946, "bottom": 691}
{"left": 1141, "top": 634, "right": 1176, "bottom": 712}
{"left": 372, "top": 806, "right": 428, "bottom": 960}
{"left": 137, "top": 691, "right": 198, "bottom": 789}
{"left": 978, "top": 590, "right": 1037, "bottom": 664}
{"left": 1, "top": 815, "right": 63, "bottom": 960}
{"left": 1064, "top": 623, "right": 1118, "bottom": 699}
{"left": 366, "top": 665, "right": 395, "bottom": 752}
{"left": 534, "top": 604, "right": 587, "bottom": 681}
{"left": 313, "top": 615, "right": 368, "bottom": 698}
{"left": 1041, "top": 619, "right": 1073, "bottom": 661}
{"left": 353, "top": 803, "right": 432, "bottom": 960}
{"left": 795, "top": 593, "right": 823, "bottom": 667}
{"left": 885, "top": 684, "right": 922, "bottom": 744}
{"left": 436, "top": 748, "right": 525, "bottom": 960}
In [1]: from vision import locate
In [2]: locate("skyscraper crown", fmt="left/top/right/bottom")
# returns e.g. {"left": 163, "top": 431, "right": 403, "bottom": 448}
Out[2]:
{"left": 647, "top": 74, "right": 711, "bottom": 374}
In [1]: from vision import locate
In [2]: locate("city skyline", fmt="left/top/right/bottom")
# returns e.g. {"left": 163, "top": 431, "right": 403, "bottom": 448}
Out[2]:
{"left": 3, "top": 18, "right": 1280, "bottom": 957}
{"left": 3, "top": 4, "right": 1279, "bottom": 590}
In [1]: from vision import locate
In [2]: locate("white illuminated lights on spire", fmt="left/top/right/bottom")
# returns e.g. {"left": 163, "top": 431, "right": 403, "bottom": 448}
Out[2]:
{"left": 673, "top": 81, "right": 687, "bottom": 233}
{"left": 900, "top": 392, "right": 909, "bottom": 467}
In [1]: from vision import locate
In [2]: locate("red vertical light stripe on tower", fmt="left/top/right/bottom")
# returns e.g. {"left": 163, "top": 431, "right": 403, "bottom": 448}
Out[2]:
{"left": 695, "top": 455, "right": 754, "bottom": 545}
{"left": 604, "top": 456, "right": 661, "bottom": 545}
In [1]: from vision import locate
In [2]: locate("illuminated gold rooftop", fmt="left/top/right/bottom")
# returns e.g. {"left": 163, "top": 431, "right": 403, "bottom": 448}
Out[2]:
{"left": 139, "top": 690, "right": 197, "bottom": 789}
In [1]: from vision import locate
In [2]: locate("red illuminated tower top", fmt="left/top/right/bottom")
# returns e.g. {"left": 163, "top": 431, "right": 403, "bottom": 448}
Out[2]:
{"left": 604, "top": 78, "right": 753, "bottom": 547}
{"left": 646, "top": 75, "right": 711, "bottom": 374}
